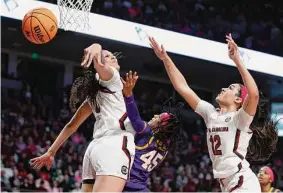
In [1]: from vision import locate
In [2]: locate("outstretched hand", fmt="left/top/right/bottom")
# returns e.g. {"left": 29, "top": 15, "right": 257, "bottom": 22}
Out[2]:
{"left": 81, "top": 43, "right": 103, "bottom": 69}
{"left": 226, "top": 33, "right": 240, "bottom": 61}
{"left": 30, "top": 151, "right": 54, "bottom": 171}
{"left": 121, "top": 71, "right": 138, "bottom": 97}
{"left": 149, "top": 37, "right": 168, "bottom": 61}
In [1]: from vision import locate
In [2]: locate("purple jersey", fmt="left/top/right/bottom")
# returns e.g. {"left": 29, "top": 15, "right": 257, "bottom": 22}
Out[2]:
{"left": 123, "top": 96, "right": 168, "bottom": 192}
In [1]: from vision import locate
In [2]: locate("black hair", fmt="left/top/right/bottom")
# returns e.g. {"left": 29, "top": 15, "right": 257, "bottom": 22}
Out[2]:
{"left": 69, "top": 67, "right": 100, "bottom": 113}
{"left": 237, "top": 86, "right": 278, "bottom": 163}
{"left": 152, "top": 98, "right": 186, "bottom": 151}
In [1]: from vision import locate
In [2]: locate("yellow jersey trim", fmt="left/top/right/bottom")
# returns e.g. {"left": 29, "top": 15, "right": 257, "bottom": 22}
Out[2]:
{"left": 136, "top": 136, "right": 155, "bottom": 150}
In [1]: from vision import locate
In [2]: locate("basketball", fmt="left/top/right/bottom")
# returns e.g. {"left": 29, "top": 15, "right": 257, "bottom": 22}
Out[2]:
{"left": 22, "top": 8, "right": 58, "bottom": 44}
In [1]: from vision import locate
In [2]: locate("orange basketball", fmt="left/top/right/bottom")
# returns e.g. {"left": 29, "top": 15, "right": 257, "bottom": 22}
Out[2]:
{"left": 22, "top": 8, "right": 58, "bottom": 44}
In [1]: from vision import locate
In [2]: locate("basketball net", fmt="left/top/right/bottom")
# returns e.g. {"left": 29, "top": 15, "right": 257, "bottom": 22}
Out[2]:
{"left": 57, "top": 0, "right": 94, "bottom": 31}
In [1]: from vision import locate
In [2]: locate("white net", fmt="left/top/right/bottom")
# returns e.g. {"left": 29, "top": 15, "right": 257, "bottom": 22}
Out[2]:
{"left": 57, "top": 0, "right": 94, "bottom": 31}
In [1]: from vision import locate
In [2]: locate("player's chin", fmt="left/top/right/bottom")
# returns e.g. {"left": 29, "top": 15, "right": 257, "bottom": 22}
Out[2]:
{"left": 112, "top": 63, "right": 120, "bottom": 70}
{"left": 215, "top": 95, "right": 221, "bottom": 103}
{"left": 257, "top": 177, "right": 263, "bottom": 182}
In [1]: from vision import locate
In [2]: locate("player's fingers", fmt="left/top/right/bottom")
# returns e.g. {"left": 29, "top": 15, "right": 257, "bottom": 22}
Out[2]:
{"left": 36, "top": 162, "right": 45, "bottom": 170}
{"left": 225, "top": 34, "right": 232, "bottom": 40}
{"left": 149, "top": 37, "right": 154, "bottom": 46}
{"left": 226, "top": 34, "right": 235, "bottom": 43}
{"left": 30, "top": 157, "right": 39, "bottom": 163}
{"left": 130, "top": 71, "right": 135, "bottom": 85}
{"left": 32, "top": 161, "right": 43, "bottom": 169}
{"left": 228, "top": 41, "right": 237, "bottom": 50}
{"left": 151, "top": 37, "right": 160, "bottom": 50}
{"left": 129, "top": 71, "right": 133, "bottom": 82}
{"left": 30, "top": 158, "right": 41, "bottom": 166}
{"left": 126, "top": 73, "right": 129, "bottom": 83}
{"left": 133, "top": 72, "right": 138, "bottom": 84}
{"left": 149, "top": 42, "right": 155, "bottom": 50}
{"left": 149, "top": 37, "right": 157, "bottom": 48}
{"left": 133, "top": 71, "right": 137, "bottom": 78}
{"left": 46, "top": 162, "right": 52, "bottom": 171}
{"left": 81, "top": 50, "right": 90, "bottom": 67}
{"left": 130, "top": 72, "right": 135, "bottom": 86}
{"left": 87, "top": 52, "right": 96, "bottom": 68}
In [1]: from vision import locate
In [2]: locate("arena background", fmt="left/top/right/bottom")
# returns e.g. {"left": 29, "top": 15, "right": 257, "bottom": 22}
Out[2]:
{"left": 1, "top": 0, "right": 283, "bottom": 191}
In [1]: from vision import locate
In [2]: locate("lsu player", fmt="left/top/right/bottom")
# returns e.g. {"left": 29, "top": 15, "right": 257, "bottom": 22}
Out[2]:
{"left": 258, "top": 166, "right": 282, "bottom": 193}
{"left": 30, "top": 44, "right": 135, "bottom": 192}
{"left": 121, "top": 71, "right": 182, "bottom": 192}
{"left": 149, "top": 34, "right": 278, "bottom": 192}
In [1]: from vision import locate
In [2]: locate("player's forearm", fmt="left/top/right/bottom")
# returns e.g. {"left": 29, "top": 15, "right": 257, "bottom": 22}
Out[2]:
{"left": 47, "top": 124, "right": 77, "bottom": 156}
{"left": 234, "top": 58, "right": 259, "bottom": 98}
{"left": 162, "top": 56, "right": 189, "bottom": 92}
{"left": 124, "top": 95, "right": 144, "bottom": 132}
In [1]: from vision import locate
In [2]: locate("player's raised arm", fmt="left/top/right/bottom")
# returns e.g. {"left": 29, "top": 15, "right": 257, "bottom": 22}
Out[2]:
{"left": 121, "top": 71, "right": 147, "bottom": 134}
{"left": 30, "top": 101, "right": 92, "bottom": 170}
{"left": 149, "top": 37, "right": 200, "bottom": 111}
{"left": 226, "top": 34, "right": 259, "bottom": 116}
{"left": 81, "top": 43, "right": 114, "bottom": 81}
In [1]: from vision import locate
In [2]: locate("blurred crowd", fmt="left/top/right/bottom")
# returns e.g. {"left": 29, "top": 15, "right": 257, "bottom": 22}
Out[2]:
{"left": 1, "top": 80, "right": 283, "bottom": 192}
{"left": 95, "top": 0, "right": 283, "bottom": 56}
{"left": 40, "top": 0, "right": 283, "bottom": 56}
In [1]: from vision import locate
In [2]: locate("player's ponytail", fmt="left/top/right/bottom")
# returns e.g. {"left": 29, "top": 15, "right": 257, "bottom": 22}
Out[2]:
{"left": 245, "top": 92, "right": 278, "bottom": 163}
{"left": 69, "top": 67, "right": 100, "bottom": 113}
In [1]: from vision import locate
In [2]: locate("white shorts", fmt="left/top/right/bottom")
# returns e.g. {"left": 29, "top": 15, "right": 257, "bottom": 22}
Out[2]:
{"left": 219, "top": 168, "right": 261, "bottom": 192}
{"left": 82, "top": 132, "right": 135, "bottom": 183}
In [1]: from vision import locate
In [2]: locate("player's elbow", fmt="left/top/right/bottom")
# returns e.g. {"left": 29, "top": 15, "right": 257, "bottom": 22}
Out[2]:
{"left": 249, "top": 90, "right": 259, "bottom": 102}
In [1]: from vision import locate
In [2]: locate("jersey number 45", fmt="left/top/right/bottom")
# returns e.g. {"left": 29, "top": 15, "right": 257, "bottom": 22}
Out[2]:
{"left": 140, "top": 150, "right": 166, "bottom": 172}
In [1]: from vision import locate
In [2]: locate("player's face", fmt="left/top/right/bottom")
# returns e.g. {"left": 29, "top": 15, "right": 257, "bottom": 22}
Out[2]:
{"left": 215, "top": 83, "right": 242, "bottom": 107}
{"left": 102, "top": 50, "right": 120, "bottom": 70}
{"left": 257, "top": 168, "right": 272, "bottom": 185}
{"left": 148, "top": 114, "right": 162, "bottom": 130}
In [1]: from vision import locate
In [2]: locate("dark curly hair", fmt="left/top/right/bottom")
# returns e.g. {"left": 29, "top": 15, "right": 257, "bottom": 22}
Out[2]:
{"left": 236, "top": 86, "right": 279, "bottom": 163}
{"left": 69, "top": 67, "right": 100, "bottom": 113}
{"left": 152, "top": 98, "right": 186, "bottom": 151}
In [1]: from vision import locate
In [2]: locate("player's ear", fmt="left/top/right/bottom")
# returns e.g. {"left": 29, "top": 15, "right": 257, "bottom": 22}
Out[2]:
{"left": 234, "top": 96, "right": 242, "bottom": 106}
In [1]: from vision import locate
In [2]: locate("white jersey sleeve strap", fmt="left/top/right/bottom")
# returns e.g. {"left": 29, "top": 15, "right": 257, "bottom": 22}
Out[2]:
{"left": 234, "top": 108, "right": 254, "bottom": 132}
{"left": 195, "top": 100, "right": 216, "bottom": 122}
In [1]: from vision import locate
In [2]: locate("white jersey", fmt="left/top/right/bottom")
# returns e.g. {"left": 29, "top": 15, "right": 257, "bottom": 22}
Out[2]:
{"left": 195, "top": 100, "right": 254, "bottom": 179}
{"left": 88, "top": 67, "right": 135, "bottom": 139}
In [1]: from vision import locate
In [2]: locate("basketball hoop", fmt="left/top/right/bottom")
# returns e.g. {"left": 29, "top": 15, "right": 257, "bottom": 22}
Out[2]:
{"left": 57, "top": 0, "right": 94, "bottom": 31}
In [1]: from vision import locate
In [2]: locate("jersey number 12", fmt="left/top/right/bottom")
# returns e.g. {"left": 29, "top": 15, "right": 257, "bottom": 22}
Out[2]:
{"left": 140, "top": 150, "right": 165, "bottom": 172}
{"left": 209, "top": 135, "right": 222, "bottom": 155}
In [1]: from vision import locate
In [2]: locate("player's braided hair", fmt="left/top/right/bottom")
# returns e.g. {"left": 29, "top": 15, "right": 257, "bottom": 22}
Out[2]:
{"left": 69, "top": 67, "right": 100, "bottom": 113}
{"left": 237, "top": 86, "right": 278, "bottom": 163}
{"left": 152, "top": 98, "right": 186, "bottom": 151}
{"left": 69, "top": 52, "right": 123, "bottom": 113}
